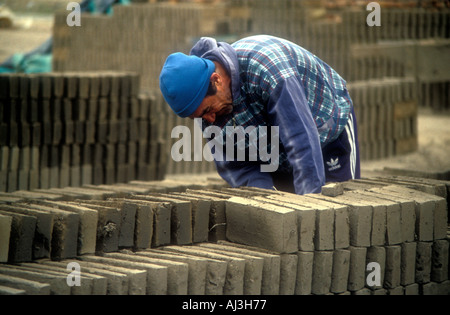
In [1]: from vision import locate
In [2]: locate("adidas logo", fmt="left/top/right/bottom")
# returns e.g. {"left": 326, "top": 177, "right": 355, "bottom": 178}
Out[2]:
{"left": 327, "top": 157, "right": 341, "bottom": 171}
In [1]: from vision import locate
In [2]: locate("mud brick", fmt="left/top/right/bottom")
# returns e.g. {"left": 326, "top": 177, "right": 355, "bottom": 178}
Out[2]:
{"left": 62, "top": 120, "right": 74, "bottom": 144}
{"left": 8, "top": 146, "right": 19, "bottom": 171}
{"left": 6, "top": 98, "right": 17, "bottom": 122}
{"left": 19, "top": 74, "right": 30, "bottom": 99}
{"left": 41, "top": 121, "right": 53, "bottom": 145}
{"left": 0, "top": 204, "right": 53, "bottom": 260}
{"left": 0, "top": 171, "right": 7, "bottom": 192}
{"left": 119, "top": 76, "right": 131, "bottom": 99}
{"left": 185, "top": 191, "right": 227, "bottom": 242}
{"left": 8, "top": 122, "right": 18, "bottom": 146}
{"left": 51, "top": 73, "right": 64, "bottom": 98}
{"left": 369, "top": 187, "right": 417, "bottom": 243}
{"left": 97, "top": 98, "right": 108, "bottom": 121}
{"left": 311, "top": 251, "right": 333, "bottom": 295}
{"left": 138, "top": 95, "right": 150, "bottom": 119}
{"left": 78, "top": 75, "right": 90, "bottom": 99}
{"left": 416, "top": 241, "right": 432, "bottom": 284}
{"left": 162, "top": 244, "right": 244, "bottom": 295}
{"left": 129, "top": 97, "right": 139, "bottom": 119}
{"left": 28, "top": 100, "right": 39, "bottom": 125}
{"left": 0, "top": 75, "right": 10, "bottom": 99}
{"left": 88, "top": 199, "right": 136, "bottom": 248}
{"left": 311, "top": 193, "right": 372, "bottom": 247}
{"left": 76, "top": 202, "right": 121, "bottom": 253}
{"left": 87, "top": 99, "right": 98, "bottom": 121}
{"left": 51, "top": 121, "right": 62, "bottom": 146}
{"left": 62, "top": 99, "right": 72, "bottom": 121}
{"left": 73, "top": 99, "right": 87, "bottom": 121}
{"left": 28, "top": 169, "right": 39, "bottom": 190}
{"left": 19, "top": 122, "right": 31, "bottom": 147}
{"left": 40, "top": 99, "right": 51, "bottom": 123}
{"left": 0, "top": 147, "right": 8, "bottom": 172}
{"left": 64, "top": 73, "right": 78, "bottom": 98}
{"left": 18, "top": 147, "right": 30, "bottom": 175}
{"left": 96, "top": 120, "right": 108, "bottom": 143}
{"left": 331, "top": 249, "right": 351, "bottom": 294}
{"left": 85, "top": 121, "right": 96, "bottom": 144}
{"left": 39, "top": 74, "right": 52, "bottom": 99}
{"left": 15, "top": 202, "right": 79, "bottom": 259}
{"left": 135, "top": 195, "right": 192, "bottom": 246}
{"left": 348, "top": 246, "right": 367, "bottom": 292}
{"left": 74, "top": 121, "right": 85, "bottom": 144}
{"left": 128, "top": 119, "right": 139, "bottom": 142}
{"left": 39, "top": 200, "right": 98, "bottom": 255}
{"left": 0, "top": 213, "right": 12, "bottom": 262}
{"left": 0, "top": 264, "right": 70, "bottom": 295}
{"left": 401, "top": 242, "right": 417, "bottom": 286}
{"left": 118, "top": 119, "right": 128, "bottom": 143}
{"left": 30, "top": 122, "right": 41, "bottom": 146}
{"left": 385, "top": 245, "right": 402, "bottom": 289}
{"left": 366, "top": 246, "right": 385, "bottom": 290}
{"left": 381, "top": 186, "right": 436, "bottom": 241}
{"left": 118, "top": 97, "right": 129, "bottom": 119}
{"left": 99, "top": 74, "right": 111, "bottom": 97}
{"left": 0, "top": 123, "right": 7, "bottom": 146}
{"left": 109, "top": 74, "right": 120, "bottom": 98}
{"left": 431, "top": 240, "right": 449, "bottom": 282}
{"left": 262, "top": 195, "right": 317, "bottom": 251}
{"left": 226, "top": 196, "right": 298, "bottom": 254}
{"left": 0, "top": 100, "right": 5, "bottom": 122}
{"left": 109, "top": 97, "right": 119, "bottom": 120}
{"left": 0, "top": 210, "right": 36, "bottom": 262}
{"left": 29, "top": 74, "right": 40, "bottom": 99}
{"left": 81, "top": 165, "right": 92, "bottom": 186}
{"left": 18, "top": 99, "right": 28, "bottom": 122}
{"left": 168, "top": 194, "right": 210, "bottom": 243}
{"left": 0, "top": 274, "right": 50, "bottom": 295}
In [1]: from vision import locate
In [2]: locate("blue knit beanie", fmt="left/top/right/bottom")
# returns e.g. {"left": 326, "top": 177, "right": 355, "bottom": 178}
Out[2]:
{"left": 159, "top": 52, "right": 215, "bottom": 118}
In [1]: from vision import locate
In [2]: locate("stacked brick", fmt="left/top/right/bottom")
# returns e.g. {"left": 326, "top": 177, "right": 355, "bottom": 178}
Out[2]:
{"left": 0, "top": 174, "right": 448, "bottom": 295}
{"left": 0, "top": 72, "right": 165, "bottom": 193}
{"left": 347, "top": 77, "right": 418, "bottom": 160}
{"left": 246, "top": 1, "right": 450, "bottom": 111}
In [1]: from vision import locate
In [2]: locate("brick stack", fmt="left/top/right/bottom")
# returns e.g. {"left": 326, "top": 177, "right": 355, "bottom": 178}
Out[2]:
{"left": 0, "top": 72, "right": 165, "bottom": 193}
{"left": 0, "top": 174, "right": 448, "bottom": 295}
{"left": 347, "top": 77, "right": 418, "bottom": 160}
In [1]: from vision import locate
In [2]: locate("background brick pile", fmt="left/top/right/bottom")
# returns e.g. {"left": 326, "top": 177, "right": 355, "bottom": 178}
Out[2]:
{"left": 0, "top": 72, "right": 166, "bottom": 193}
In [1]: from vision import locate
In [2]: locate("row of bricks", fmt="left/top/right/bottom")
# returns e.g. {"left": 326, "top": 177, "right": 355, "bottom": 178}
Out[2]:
{"left": 225, "top": 185, "right": 448, "bottom": 253}
{"left": 0, "top": 141, "right": 165, "bottom": 192}
{"left": 0, "top": 175, "right": 449, "bottom": 295}
{"left": 0, "top": 117, "right": 157, "bottom": 148}
{"left": 0, "top": 240, "right": 448, "bottom": 295}
{"left": 0, "top": 96, "right": 151, "bottom": 125}
{"left": 0, "top": 177, "right": 229, "bottom": 263}
{"left": 0, "top": 72, "right": 140, "bottom": 101}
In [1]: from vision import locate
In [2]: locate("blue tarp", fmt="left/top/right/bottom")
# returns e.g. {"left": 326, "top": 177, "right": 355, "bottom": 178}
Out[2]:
{"left": 0, "top": 0, "right": 129, "bottom": 73}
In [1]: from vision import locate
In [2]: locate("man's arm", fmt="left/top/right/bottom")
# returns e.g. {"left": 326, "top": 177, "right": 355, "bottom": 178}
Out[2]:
{"left": 215, "top": 160, "right": 275, "bottom": 190}
{"left": 267, "top": 76, "right": 326, "bottom": 194}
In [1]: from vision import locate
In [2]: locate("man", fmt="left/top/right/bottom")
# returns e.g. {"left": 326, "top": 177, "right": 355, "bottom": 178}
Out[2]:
{"left": 159, "top": 35, "right": 360, "bottom": 195}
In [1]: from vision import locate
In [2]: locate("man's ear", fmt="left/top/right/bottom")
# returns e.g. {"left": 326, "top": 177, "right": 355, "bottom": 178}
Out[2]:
{"left": 210, "top": 72, "right": 222, "bottom": 86}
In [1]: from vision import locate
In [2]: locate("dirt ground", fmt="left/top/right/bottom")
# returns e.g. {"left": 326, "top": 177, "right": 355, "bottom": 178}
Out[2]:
{"left": 1, "top": 13, "right": 450, "bottom": 179}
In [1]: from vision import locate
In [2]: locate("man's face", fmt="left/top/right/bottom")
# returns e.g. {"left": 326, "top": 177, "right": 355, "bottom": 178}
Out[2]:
{"left": 189, "top": 72, "right": 233, "bottom": 124}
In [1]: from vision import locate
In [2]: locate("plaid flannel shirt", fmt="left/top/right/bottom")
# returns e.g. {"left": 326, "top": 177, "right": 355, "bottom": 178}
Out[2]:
{"left": 190, "top": 35, "right": 353, "bottom": 194}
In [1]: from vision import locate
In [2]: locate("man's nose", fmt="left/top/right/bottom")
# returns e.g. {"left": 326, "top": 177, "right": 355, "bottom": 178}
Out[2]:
{"left": 203, "top": 113, "right": 216, "bottom": 123}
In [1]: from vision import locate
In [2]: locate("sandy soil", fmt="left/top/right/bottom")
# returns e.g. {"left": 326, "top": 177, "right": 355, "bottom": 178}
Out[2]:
{"left": 1, "top": 13, "right": 450, "bottom": 179}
